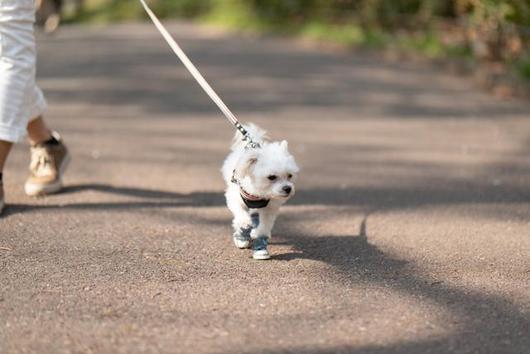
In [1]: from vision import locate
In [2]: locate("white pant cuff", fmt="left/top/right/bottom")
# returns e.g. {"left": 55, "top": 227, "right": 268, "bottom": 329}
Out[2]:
{"left": 28, "top": 92, "right": 47, "bottom": 120}
{"left": 0, "top": 123, "right": 27, "bottom": 143}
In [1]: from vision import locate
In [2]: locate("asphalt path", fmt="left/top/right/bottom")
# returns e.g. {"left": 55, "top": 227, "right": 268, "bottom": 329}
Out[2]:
{"left": 1, "top": 23, "right": 529, "bottom": 353}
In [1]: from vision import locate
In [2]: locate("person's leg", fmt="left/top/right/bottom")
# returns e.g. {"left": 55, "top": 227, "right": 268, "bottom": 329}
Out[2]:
{"left": 0, "top": 140, "right": 12, "bottom": 172}
{"left": 0, "top": 0, "right": 69, "bottom": 204}
{"left": 0, "top": 0, "right": 37, "bottom": 143}
{"left": 0, "top": 140, "right": 8, "bottom": 211}
{"left": 0, "top": 0, "right": 40, "bottom": 212}
{"left": 27, "top": 115, "right": 51, "bottom": 145}
{"left": 21, "top": 5, "right": 71, "bottom": 197}
{"left": 0, "top": 140, "right": 11, "bottom": 210}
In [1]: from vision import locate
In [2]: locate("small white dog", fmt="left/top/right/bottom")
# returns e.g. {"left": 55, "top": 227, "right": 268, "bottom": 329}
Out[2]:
{"left": 221, "top": 124, "right": 299, "bottom": 260}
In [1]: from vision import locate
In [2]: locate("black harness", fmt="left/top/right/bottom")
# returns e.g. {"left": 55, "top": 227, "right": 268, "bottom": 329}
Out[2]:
{"left": 232, "top": 169, "right": 270, "bottom": 209}
{"left": 240, "top": 193, "right": 270, "bottom": 209}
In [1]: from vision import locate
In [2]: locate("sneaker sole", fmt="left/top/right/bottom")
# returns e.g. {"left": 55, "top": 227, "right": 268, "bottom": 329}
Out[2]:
{"left": 233, "top": 238, "right": 251, "bottom": 249}
{"left": 44, "top": 14, "right": 60, "bottom": 33}
{"left": 25, "top": 152, "right": 71, "bottom": 197}
{"left": 253, "top": 252, "right": 271, "bottom": 260}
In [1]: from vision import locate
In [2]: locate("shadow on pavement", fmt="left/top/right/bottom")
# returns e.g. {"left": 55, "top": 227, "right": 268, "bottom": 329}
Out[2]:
{"left": 2, "top": 183, "right": 225, "bottom": 217}
{"left": 62, "top": 183, "right": 225, "bottom": 202}
{"left": 263, "top": 216, "right": 530, "bottom": 354}
{"left": 38, "top": 25, "right": 530, "bottom": 121}
{"left": 3, "top": 175, "right": 528, "bottom": 222}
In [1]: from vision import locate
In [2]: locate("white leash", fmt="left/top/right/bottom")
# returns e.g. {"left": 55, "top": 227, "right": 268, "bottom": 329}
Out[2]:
{"left": 138, "top": 0, "right": 258, "bottom": 148}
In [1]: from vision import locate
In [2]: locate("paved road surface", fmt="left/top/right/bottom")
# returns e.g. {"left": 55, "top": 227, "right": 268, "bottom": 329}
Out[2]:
{"left": 1, "top": 23, "right": 529, "bottom": 353}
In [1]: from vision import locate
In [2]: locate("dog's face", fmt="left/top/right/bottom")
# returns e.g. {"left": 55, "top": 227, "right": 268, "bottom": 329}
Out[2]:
{"left": 236, "top": 140, "right": 299, "bottom": 200}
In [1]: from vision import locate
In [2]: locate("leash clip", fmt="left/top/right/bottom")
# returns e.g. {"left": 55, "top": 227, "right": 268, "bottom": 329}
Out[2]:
{"left": 240, "top": 130, "right": 260, "bottom": 149}
{"left": 244, "top": 138, "right": 261, "bottom": 149}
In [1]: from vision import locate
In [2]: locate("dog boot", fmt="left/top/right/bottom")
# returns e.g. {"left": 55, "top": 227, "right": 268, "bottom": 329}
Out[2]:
{"left": 233, "top": 213, "right": 260, "bottom": 249}
{"left": 233, "top": 226, "right": 252, "bottom": 249}
{"left": 252, "top": 236, "right": 270, "bottom": 260}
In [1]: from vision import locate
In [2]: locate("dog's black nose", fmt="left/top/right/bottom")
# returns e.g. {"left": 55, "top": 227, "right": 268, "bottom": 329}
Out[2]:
{"left": 282, "top": 186, "right": 292, "bottom": 194}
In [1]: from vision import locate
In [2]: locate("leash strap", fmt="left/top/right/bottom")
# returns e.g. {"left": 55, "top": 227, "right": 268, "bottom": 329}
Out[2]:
{"left": 138, "top": 0, "right": 258, "bottom": 147}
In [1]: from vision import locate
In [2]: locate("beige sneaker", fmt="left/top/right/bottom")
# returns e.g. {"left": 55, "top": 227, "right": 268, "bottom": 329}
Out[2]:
{"left": 25, "top": 132, "right": 71, "bottom": 197}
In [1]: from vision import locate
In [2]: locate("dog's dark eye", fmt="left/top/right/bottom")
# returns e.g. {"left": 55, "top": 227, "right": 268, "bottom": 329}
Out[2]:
{"left": 287, "top": 174, "right": 293, "bottom": 179}
{"left": 268, "top": 175, "right": 277, "bottom": 181}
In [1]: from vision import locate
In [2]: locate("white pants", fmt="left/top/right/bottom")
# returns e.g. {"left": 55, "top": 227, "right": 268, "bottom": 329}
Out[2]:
{"left": 0, "top": 0, "right": 46, "bottom": 143}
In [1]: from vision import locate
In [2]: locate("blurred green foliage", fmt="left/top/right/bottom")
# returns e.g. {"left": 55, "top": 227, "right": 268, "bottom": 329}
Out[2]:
{"left": 517, "top": 56, "right": 530, "bottom": 78}
{"left": 76, "top": 0, "right": 530, "bottom": 78}
{"left": 75, "top": 1, "right": 530, "bottom": 26}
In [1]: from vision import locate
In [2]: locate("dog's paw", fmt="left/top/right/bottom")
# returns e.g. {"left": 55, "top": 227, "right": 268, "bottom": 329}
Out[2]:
{"left": 252, "top": 236, "right": 270, "bottom": 260}
{"left": 233, "top": 227, "right": 251, "bottom": 249}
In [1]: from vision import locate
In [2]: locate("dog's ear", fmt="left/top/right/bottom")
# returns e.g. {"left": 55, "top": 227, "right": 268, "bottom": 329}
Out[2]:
{"left": 236, "top": 150, "right": 259, "bottom": 177}
{"left": 280, "top": 140, "right": 289, "bottom": 151}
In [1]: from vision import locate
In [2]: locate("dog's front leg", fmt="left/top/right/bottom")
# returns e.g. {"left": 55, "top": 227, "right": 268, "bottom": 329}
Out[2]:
{"left": 250, "top": 207, "right": 279, "bottom": 259}
{"left": 232, "top": 211, "right": 252, "bottom": 234}
{"left": 226, "top": 188, "right": 251, "bottom": 232}
{"left": 226, "top": 189, "right": 254, "bottom": 249}
{"left": 231, "top": 206, "right": 253, "bottom": 246}
{"left": 251, "top": 207, "right": 279, "bottom": 240}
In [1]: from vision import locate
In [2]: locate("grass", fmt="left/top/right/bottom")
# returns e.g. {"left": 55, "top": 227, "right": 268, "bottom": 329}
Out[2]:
{"left": 64, "top": 0, "right": 145, "bottom": 23}
{"left": 394, "top": 31, "right": 445, "bottom": 58}
{"left": 200, "top": 1, "right": 268, "bottom": 31}
{"left": 299, "top": 22, "right": 391, "bottom": 49}
{"left": 515, "top": 56, "right": 530, "bottom": 80}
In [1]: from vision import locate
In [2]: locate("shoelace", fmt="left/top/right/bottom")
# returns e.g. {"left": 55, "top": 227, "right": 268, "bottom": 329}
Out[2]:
{"left": 30, "top": 147, "right": 54, "bottom": 177}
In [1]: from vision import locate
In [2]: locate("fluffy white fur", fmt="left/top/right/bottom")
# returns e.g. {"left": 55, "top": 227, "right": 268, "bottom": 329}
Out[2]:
{"left": 222, "top": 124, "right": 299, "bottom": 243}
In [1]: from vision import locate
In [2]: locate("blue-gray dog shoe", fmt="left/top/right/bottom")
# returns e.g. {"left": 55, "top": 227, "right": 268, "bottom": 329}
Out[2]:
{"left": 252, "top": 236, "right": 270, "bottom": 260}
{"left": 233, "top": 227, "right": 252, "bottom": 249}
